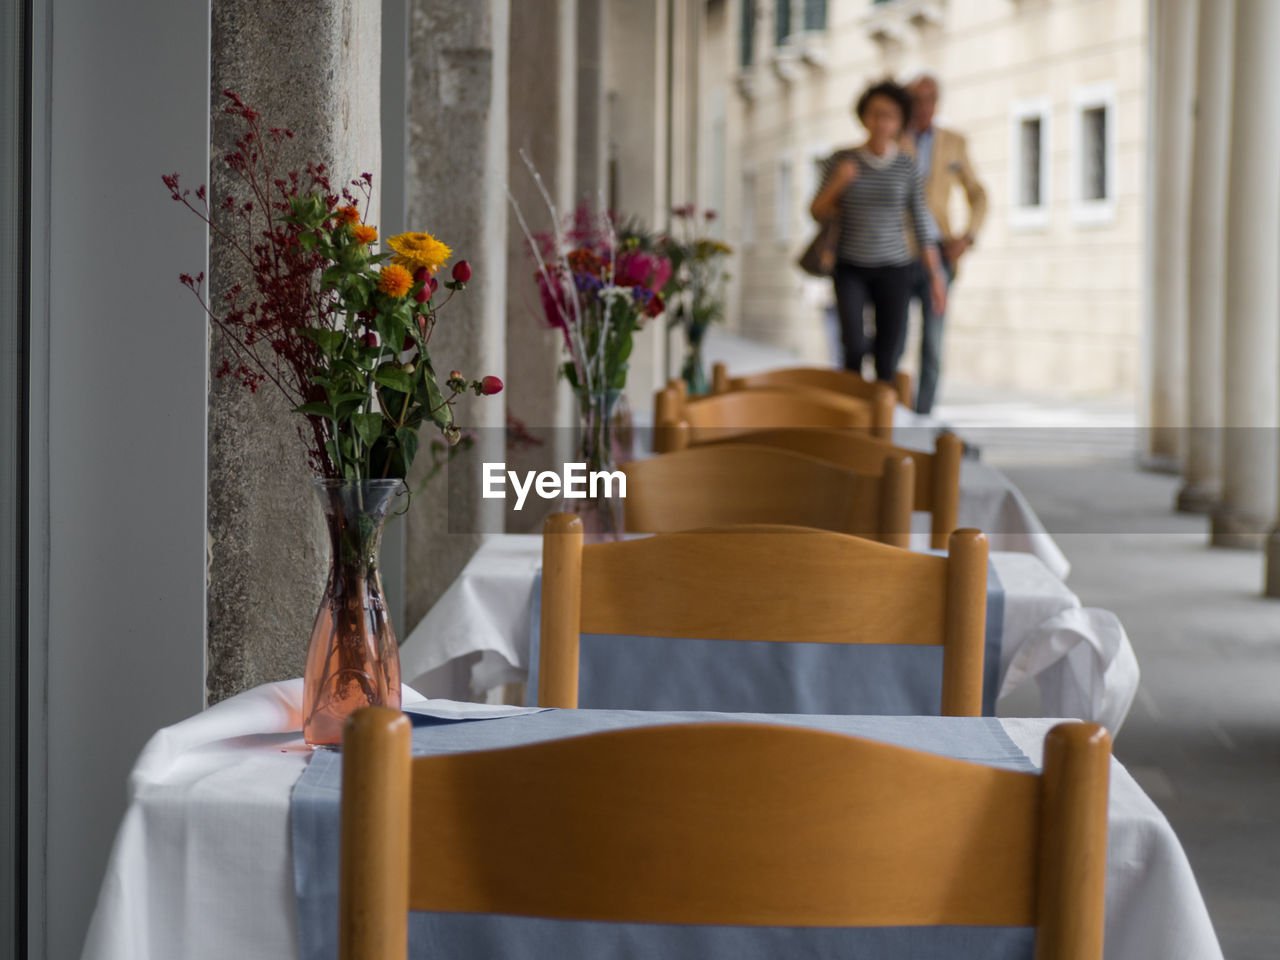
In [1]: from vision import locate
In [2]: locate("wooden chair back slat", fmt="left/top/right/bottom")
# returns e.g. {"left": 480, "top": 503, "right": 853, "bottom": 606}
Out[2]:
{"left": 340, "top": 709, "right": 1110, "bottom": 959}
{"left": 716, "top": 427, "right": 963, "bottom": 550}
{"left": 539, "top": 514, "right": 987, "bottom": 715}
{"left": 652, "top": 384, "right": 873, "bottom": 453}
{"left": 621, "top": 444, "right": 914, "bottom": 546}
{"left": 712, "top": 363, "right": 901, "bottom": 437}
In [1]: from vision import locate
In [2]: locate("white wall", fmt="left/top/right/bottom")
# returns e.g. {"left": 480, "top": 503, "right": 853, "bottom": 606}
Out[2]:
{"left": 28, "top": 0, "right": 210, "bottom": 955}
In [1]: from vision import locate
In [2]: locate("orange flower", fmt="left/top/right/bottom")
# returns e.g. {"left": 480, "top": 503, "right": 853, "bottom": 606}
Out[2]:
{"left": 336, "top": 205, "right": 361, "bottom": 225}
{"left": 352, "top": 223, "right": 378, "bottom": 245}
{"left": 378, "top": 264, "right": 413, "bottom": 298}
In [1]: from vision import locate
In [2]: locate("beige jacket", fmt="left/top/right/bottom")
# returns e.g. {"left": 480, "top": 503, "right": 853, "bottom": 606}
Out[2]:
{"left": 901, "top": 126, "right": 988, "bottom": 268}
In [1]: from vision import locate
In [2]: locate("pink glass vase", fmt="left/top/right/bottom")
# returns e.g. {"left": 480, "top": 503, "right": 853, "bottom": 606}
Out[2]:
{"left": 302, "top": 478, "right": 402, "bottom": 746}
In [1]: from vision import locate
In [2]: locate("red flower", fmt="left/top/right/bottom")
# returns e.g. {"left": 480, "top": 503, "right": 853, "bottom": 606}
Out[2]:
{"left": 413, "top": 266, "right": 430, "bottom": 284}
{"left": 362, "top": 331, "right": 378, "bottom": 348}
{"left": 481, "top": 375, "right": 504, "bottom": 395}
{"left": 451, "top": 260, "right": 472, "bottom": 283}
{"left": 644, "top": 293, "right": 665, "bottom": 318}
{"left": 414, "top": 284, "right": 430, "bottom": 304}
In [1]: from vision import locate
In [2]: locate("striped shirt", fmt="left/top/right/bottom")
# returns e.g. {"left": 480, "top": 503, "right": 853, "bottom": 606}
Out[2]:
{"left": 820, "top": 148, "right": 938, "bottom": 267}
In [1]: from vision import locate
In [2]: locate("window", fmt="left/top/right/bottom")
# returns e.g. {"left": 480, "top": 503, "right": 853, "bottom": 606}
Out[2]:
{"left": 1081, "top": 108, "right": 1107, "bottom": 199}
{"left": 740, "top": 0, "right": 756, "bottom": 68}
{"left": 775, "top": 0, "right": 791, "bottom": 45}
{"left": 1009, "top": 98, "right": 1051, "bottom": 229}
{"left": 776, "top": 159, "right": 793, "bottom": 243}
{"left": 1019, "top": 118, "right": 1043, "bottom": 206}
{"left": 1071, "top": 84, "right": 1116, "bottom": 224}
{"left": 742, "top": 169, "right": 757, "bottom": 246}
{"left": 804, "top": 0, "right": 827, "bottom": 30}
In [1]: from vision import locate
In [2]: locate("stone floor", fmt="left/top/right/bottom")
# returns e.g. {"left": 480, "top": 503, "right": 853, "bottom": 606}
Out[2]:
{"left": 703, "top": 329, "right": 1280, "bottom": 958}
{"left": 1000, "top": 456, "right": 1280, "bottom": 960}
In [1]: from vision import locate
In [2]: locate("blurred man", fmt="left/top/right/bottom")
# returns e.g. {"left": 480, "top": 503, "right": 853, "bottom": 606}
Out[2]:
{"left": 901, "top": 74, "right": 987, "bottom": 415}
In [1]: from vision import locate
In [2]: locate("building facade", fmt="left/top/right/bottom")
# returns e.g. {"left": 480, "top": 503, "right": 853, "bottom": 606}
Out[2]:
{"left": 702, "top": 0, "right": 1148, "bottom": 401}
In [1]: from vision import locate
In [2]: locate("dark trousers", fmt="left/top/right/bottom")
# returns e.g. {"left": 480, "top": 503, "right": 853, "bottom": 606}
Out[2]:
{"left": 903, "top": 247, "right": 954, "bottom": 414}
{"left": 832, "top": 261, "right": 913, "bottom": 382}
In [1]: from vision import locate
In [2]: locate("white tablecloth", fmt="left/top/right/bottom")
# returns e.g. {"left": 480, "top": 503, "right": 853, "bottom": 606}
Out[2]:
{"left": 80, "top": 680, "right": 1221, "bottom": 960}
{"left": 893, "top": 407, "right": 1070, "bottom": 580}
{"left": 400, "top": 535, "right": 1137, "bottom": 731}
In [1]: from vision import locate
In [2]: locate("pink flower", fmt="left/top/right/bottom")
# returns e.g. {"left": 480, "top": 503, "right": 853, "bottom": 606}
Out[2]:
{"left": 451, "top": 260, "right": 472, "bottom": 283}
{"left": 413, "top": 284, "right": 430, "bottom": 304}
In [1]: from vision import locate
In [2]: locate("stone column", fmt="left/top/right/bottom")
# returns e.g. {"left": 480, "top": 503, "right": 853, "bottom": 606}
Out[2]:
{"left": 206, "top": 0, "right": 381, "bottom": 703}
{"left": 1144, "top": 0, "right": 1197, "bottom": 466}
{"left": 400, "top": 0, "right": 510, "bottom": 648}
{"left": 1176, "top": 0, "right": 1234, "bottom": 513}
{"left": 575, "top": 0, "right": 607, "bottom": 205}
{"left": 1213, "top": 0, "right": 1280, "bottom": 552}
{"left": 605, "top": 0, "right": 669, "bottom": 411}
{"left": 505, "top": 0, "right": 578, "bottom": 534}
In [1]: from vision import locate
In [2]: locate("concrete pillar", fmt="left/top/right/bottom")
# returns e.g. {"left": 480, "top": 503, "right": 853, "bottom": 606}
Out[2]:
{"left": 575, "top": 0, "right": 607, "bottom": 205}
{"left": 400, "top": 0, "right": 510, "bottom": 642}
{"left": 1176, "top": 0, "right": 1234, "bottom": 513}
{"left": 1144, "top": 0, "right": 1197, "bottom": 466}
{"left": 505, "top": 0, "right": 578, "bottom": 527}
{"left": 1213, "top": 0, "right": 1280, "bottom": 552}
{"left": 606, "top": 0, "right": 669, "bottom": 411}
{"left": 206, "top": 0, "right": 381, "bottom": 703}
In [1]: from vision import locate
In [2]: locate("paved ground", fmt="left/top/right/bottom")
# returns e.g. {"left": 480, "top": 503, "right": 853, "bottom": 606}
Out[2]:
{"left": 1001, "top": 456, "right": 1280, "bottom": 960}
{"left": 704, "top": 331, "right": 1280, "bottom": 956}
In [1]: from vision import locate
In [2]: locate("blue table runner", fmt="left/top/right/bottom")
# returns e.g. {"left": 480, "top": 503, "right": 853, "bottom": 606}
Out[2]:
{"left": 291, "top": 709, "right": 1035, "bottom": 960}
{"left": 527, "top": 560, "right": 1005, "bottom": 715}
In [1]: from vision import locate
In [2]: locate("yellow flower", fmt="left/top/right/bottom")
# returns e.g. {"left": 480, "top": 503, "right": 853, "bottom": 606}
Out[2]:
{"left": 336, "top": 205, "right": 361, "bottom": 225}
{"left": 378, "top": 264, "right": 414, "bottom": 298}
{"left": 387, "top": 231, "right": 452, "bottom": 274}
{"left": 351, "top": 223, "right": 378, "bottom": 245}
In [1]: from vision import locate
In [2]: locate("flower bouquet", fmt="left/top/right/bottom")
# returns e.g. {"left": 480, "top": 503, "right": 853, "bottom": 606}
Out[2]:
{"left": 165, "top": 91, "right": 502, "bottom": 744}
{"left": 510, "top": 158, "right": 669, "bottom": 537}
{"left": 659, "top": 204, "right": 732, "bottom": 395}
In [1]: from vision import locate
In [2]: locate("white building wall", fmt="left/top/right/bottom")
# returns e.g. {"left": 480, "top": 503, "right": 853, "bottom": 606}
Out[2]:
{"left": 716, "top": 0, "right": 1148, "bottom": 400}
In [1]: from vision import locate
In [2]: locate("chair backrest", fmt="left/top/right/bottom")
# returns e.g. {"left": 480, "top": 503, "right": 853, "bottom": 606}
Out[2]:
{"left": 621, "top": 444, "right": 915, "bottom": 547}
{"left": 538, "top": 513, "right": 987, "bottom": 714}
{"left": 719, "top": 427, "right": 963, "bottom": 551}
{"left": 712, "top": 363, "right": 910, "bottom": 431}
{"left": 340, "top": 709, "right": 1110, "bottom": 960}
{"left": 653, "top": 382, "right": 873, "bottom": 453}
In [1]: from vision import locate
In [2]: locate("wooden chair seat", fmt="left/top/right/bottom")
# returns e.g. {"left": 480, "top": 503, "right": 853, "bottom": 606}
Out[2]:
{"left": 340, "top": 709, "right": 1110, "bottom": 960}
{"left": 538, "top": 513, "right": 988, "bottom": 715}
{"left": 621, "top": 443, "right": 915, "bottom": 546}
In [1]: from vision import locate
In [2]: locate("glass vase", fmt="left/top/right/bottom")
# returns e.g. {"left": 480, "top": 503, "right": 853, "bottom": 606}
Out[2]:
{"left": 302, "top": 478, "right": 402, "bottom": 747}
{"left": 567, "top": 387, "right": 626, "bottom": 541}
{"left": 681, "top": 322, "right": 709, "bottom": 396}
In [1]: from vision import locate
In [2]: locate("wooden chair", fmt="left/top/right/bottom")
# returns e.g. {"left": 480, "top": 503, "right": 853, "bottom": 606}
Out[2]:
{"left": 718, "top": 427, "right": 963, "bottom": 551}
{"left": 621, "top": 444, "right": 915, "bottom": 547}
{"left": 538, "top": 513, "right": 988, "bottom": 714}
{"left": 712, "top": 362, "right": 913, "bottom": 429}
{"left": 653, "top": 381, "right": 874, "bottom": 454}
{"left": 341, "top": 708, "right": 1110, "bottom": 960}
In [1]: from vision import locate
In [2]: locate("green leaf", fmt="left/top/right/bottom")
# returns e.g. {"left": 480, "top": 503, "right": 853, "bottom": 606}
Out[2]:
{"left": 352, "top": 412, "right": 383, "bottom": 446}
{"left": 373, "top": 365, "right": 414, "bottom": 394}
{"left": 294, "top": 401, "right": 335, "bottom": 419}
{"left": 395, "top": 427, "right": 419, "bottom": 471}
{"left": 302, "top": 327, "right": 345, "bottom": 355}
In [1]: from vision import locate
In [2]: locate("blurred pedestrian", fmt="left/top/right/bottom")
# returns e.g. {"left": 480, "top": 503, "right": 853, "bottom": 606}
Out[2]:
{"left": 810, "top": 79, "right": 946, "bottom": 383}
{"left": 901, "top": 73, "right": 988, "bottom": 414}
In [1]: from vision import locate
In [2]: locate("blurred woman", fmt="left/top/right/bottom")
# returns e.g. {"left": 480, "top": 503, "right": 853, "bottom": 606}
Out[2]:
{"left": 810, "top": 80, "right": 946, "bottom": 381}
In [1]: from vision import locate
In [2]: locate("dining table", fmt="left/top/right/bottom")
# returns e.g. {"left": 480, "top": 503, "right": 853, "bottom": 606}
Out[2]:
{"left": 398, "top": 533, "right": 1138, "bottom": 730}
{"left": 80, "top": 679, "right": 1223, "bottom": 960}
